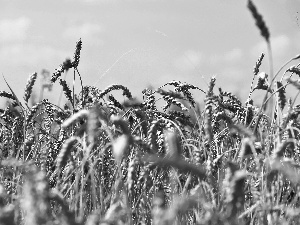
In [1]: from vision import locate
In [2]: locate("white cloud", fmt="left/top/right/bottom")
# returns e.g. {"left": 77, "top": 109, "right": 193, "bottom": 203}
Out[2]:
{"left": 208, "top": 48, "right": 243, "bottom": 65}
{"left": 175, "top": 48, "right": 243, "bottom": 73}
{"left": 0, "top": 44, "right": 69, "bottom": 66}
{"left": 251, "top": 34, "right": 290, "bottom": 58}
{"left": 224, "top": 48, "right": 243, "bottom": 62}
{"left": 174, "top": 50, "right": 204, "bottom": 72}
{"left": 63, "top": 23, "right": 104, "bottom": 46}
{"left": 0, "top": 17, "right": 31, "bottom": 42}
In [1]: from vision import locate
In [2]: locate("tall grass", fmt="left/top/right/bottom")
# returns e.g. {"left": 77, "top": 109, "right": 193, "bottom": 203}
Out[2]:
{"left": 1, "top": 1, "right": 300, "bottom": 224}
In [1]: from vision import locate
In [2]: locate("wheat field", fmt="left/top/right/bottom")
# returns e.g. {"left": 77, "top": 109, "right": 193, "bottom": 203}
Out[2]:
{"left": 1, "top": 1, "right": 300, "bottom": 224}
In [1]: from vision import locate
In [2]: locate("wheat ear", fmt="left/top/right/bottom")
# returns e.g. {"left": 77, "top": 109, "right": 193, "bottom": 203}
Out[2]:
{"left": 73, "top": 38, "right": 82, "bottom": 68}
{"left": 247, "top": 0, "right": 270, "bottom": 43}
{"left": 56, "top": 137, "right": 79, "bottom": 170}
{"left": 24, "top": 72, "right": 37, "bottom": 103}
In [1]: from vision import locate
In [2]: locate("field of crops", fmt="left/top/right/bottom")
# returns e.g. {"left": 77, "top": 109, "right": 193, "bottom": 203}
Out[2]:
{"left": 1, "top": 1, "right": 300, "bottom": 224}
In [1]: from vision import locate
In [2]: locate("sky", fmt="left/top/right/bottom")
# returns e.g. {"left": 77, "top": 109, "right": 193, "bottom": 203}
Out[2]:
{"left": 1, "top": 0, "right": 300, "bottom": 108}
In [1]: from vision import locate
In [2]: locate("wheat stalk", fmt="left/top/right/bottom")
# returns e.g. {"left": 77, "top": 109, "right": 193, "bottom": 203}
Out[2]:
{"left": 56, "top": 136, "right": 79, "bottom": 170}
{"left": 24, "top": 72, "right": 37, "bottom": 103}
{"left": 0, "top": 91, "right": 16, "bottom": 101}
{"left": 59, "top": 78, "right": 73, "bottom": 106}
{"left": 226, "top": 170, "right": 247, "bottom": 220}
{"left": 62, "top": 109, "right": 89, "bottom": 129}
{"left": 247, "top": 0, "right": 270, "bottom": 43}
{"left": 204, "top": 77, "right": 216, "bottom": 144}
{"left": 73, "top": 38, "right": 82, "bottom": 68}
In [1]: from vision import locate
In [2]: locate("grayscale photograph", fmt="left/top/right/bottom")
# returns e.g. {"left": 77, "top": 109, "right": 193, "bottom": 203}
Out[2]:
{"left": 0, "top": 1, "right": 300, "bottom": 224}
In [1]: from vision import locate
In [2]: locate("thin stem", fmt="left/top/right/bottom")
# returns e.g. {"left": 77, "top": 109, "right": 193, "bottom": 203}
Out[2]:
{"left": 73, "top": 68, "right": 76, "bottom": 112}
{"left": 248, "top": 70, "right": 257, "bottom": 101}
{"left": 75, "top": 67, "right": 84, "bottom": 109}
{"left": 263, "top": 56, "right": 295, "bottom": 107}
{"left": 267, "top": 42, "right": 275, "bottom": 120}
{"left": 267, "top": 42, "right": 274, "bottom": 82}
{"left": 262, "top": 83, "right": 288, "bottom": 109}
{"left": 280, "top": 62, "right": 300, "bottom": 82}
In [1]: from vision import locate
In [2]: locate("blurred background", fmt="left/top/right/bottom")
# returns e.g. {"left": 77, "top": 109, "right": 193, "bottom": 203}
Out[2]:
{"left": 1, "top": 0, "right": 300, "bottom": 108}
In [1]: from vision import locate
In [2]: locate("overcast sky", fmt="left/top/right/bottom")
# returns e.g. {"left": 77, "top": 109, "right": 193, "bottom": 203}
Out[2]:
{"left": 1, "top": 0, "right": 300, "bottom": 107}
